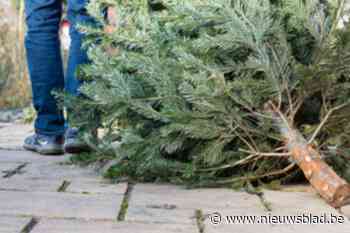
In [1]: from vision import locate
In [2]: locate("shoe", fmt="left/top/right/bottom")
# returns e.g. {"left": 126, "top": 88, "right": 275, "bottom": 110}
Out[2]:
{"left": 23, "top": 134, "right": 64, "bottom": 155}
{"left": 64, "top": 128, "right": 92, "bottom": 154}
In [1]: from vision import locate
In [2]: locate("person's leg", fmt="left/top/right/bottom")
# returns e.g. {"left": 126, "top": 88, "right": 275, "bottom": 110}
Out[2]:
{"left": 64, "top": 0, "right": 96, "bottom": 153}
{"left": 25, "top": 0, "right": 65, "bottom": 136}
{"left": 65, "top": 0, "right": 95, "bottom": 96}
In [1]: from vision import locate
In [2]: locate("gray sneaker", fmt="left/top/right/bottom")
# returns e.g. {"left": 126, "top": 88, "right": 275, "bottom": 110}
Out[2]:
{"left": 64, "top": 128, "right": 92, "bottom": 154}
{"left": 23, "top": 134, "right": 64, "bottom": 155}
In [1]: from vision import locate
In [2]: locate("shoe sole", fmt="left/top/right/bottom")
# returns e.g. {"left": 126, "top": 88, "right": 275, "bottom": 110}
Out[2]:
{"left": 23, "top": 144, "right": 64, "bottom": 156}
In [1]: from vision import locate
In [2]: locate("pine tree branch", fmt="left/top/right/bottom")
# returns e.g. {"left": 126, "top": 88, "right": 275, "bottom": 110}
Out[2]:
{"left": 314, "top": 0, "right": 346, "bottom": 63}
{"left": 308, "top": 102, "right": 350, "bottom": 144}
{"left": 239, "top": 149, "right": 291, "bottom": 157}
{"left": 215, "top": 163, "right": 297, "bottom": 185}
{"left": 197, "top": 154, "right": 258, "bottom": 172}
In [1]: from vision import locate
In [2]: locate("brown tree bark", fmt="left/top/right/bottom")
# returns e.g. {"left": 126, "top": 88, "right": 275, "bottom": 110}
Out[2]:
{"left": 276, "top": 116, "right": 350, "bottom": 208}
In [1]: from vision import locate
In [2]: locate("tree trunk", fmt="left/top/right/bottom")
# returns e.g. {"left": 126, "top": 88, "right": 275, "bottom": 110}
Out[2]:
{"left": 275, "top": 116, "right": 350, "bottom": 208}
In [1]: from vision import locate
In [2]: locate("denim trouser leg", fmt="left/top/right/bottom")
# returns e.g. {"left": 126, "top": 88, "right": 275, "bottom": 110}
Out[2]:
{"left": 25, "top": 0, "right": 93, "bottom": 135}
{"left": 25, "top": 0, "right": 65, "bottom": 136}
{"left": 66, "top": 0, "right": 94, "bottom": 96}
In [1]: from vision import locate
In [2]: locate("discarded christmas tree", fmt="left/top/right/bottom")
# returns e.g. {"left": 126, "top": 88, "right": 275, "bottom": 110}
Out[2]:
{"left": 69, "top": 0, "right": 350, "bottom": 207}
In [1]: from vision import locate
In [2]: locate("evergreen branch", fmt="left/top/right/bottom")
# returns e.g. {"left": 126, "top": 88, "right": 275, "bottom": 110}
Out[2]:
{"left": 215, "top": 163, "right": 297, "bottom": 185}
{"left": 314, "top": 0, "right": 346, "bottom": 63}
{"left": 239, "top": 149, "right": 291, "bottom": 157}
{"left": 197, "top": 154, "right": 258, "bottom": 172}
{"left": 308, "top": 101, "right": 350, "bottom": 144}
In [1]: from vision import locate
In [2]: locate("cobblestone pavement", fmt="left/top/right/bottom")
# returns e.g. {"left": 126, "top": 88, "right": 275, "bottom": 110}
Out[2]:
{"left": 0, "top": 123, "right": 350, "bottom": 233}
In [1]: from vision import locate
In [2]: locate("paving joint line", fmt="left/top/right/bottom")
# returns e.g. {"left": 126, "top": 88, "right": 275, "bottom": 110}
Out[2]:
{"left": 20, "top": 217, "right": 39, "bottom": 233}
{"left": 57, "top": 180, "right": 71, "bottom": 192}
{"left": 257, "top": 192, "right": 273, "bottom": 212}
{"left": 195, "top": 209, "right": 205, "bottom": 233}
{"left": 2, "top": 162, "right": 28, "bottom": 178}
{"left": 244, "top": 184, "right": 272, "bottom": 212}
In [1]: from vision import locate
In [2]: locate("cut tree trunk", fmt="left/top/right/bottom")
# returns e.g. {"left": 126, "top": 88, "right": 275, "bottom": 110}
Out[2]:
{"left": 275, "top": 116, "right": 350, "bottom": 208}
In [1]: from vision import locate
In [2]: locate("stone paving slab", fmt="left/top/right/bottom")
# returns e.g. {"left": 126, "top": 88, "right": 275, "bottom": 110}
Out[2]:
{"left": 203, "top": 190, "right": 350, "bottom": 233}
{"left": 0, "top": 216, "right": 31, "bottom": 233}
{"left": 0, "top": 123, "right": 33, "bottom": 150}
{"left": 66, "top": 179, "right": 127, "bottom": 195}
{"left": 0, "top": 177, "right": 62, "bottom": 192}
{"left": 0, "top": 190, "right": 122, "bottom": 220}
{"left": 21, "top": 162, "right": 97, "bottom": 180}
{"left": 262, "top": 190, "right": 341, "bottom": 215}
{"left": 31, "top": 219, "right": 197, "bottom": 233}
{"left": 130, "top": 184, "right": 263, "bottom": 209}
{"left": 127, "top": 204, "right": 197, "bottom": 224}
{"left": 0, "top": 150, "right": 70, "bottom": 164}
{"left": 205, "top": 221, "right": 350, "bottom": 233}
{"left": 0, "top": 176, "right": 128, "bottom": 194}
{"left": 126, "top": 184, "right": 263, "bottom": 224}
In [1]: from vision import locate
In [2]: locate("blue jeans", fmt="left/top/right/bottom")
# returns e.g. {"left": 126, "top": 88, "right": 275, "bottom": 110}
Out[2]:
{"left": 25, "top": 0, "right": 94, "bottom": 136}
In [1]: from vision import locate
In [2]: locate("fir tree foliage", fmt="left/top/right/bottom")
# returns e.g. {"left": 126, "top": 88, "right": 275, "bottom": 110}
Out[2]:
{"left": 68, "top": 0, "right": 350, "bottom": 186}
